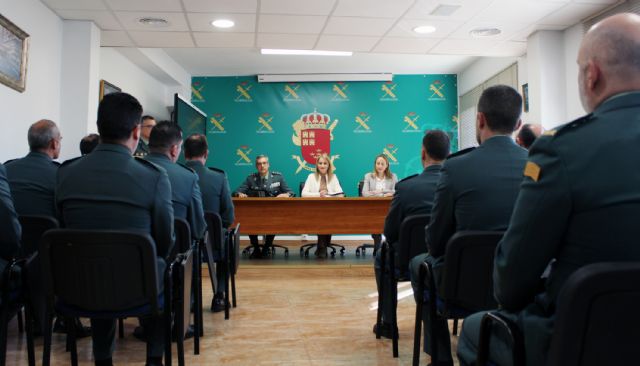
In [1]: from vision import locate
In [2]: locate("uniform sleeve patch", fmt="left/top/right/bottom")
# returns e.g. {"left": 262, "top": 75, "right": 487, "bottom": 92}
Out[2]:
{"left": 524, "top": 161, "right": 541, "bottom": 182}
{"left": 543, "top": 130, "right": 556, "bottom": 136}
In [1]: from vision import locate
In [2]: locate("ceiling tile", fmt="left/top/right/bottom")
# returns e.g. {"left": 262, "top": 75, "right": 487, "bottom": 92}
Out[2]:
{"left": 474, "top": 0, "right": 566, "bottom": 24}
{"left": 430, "top": 38, "right": 502, "bottom": 55}
{"left": 258, "top": 15, "right": 327, "bottom": 34}
{"left": 510, "top": 24, "right": 566, "bottom": 42}
{"left": 187, "top": 13, "right": 256, "bottom": 32}
{"left": 387, "top": 19, "right": 462, "bottom": 38}
{"left": 323, "top": 17, "right": 395, "bottom": 36}
{"left": 333, "top": 0, "right": 414, "bottom": 18}
{"left": 316, "top": 35, "right": 380, "bottom": 52}
{"left": 193, "top": 32, "right": 255, "bottom": 47}
{"left": 573, "top": 0, "right": 618, "bottom": 4}
{"left": 449, "top": 21, "right": 529, "bottom": 41}
{"left": 256, "top": 34, "right": 317, "bottom": 49}
{"left": 113, "top": 11, "right": 190, "bottom": 31}
{"left": 405, "top": 0, "right": 493, "bottom": 22}
{"left": 535, "top": 3, "right": 610, "bottom": 27}
{"left": 129, "top": 31, "right": 195, "bottom": 47}
{"left": 40, "top": 0, "right": 106, "bottom": 10}
{"left": 261, "top": 0, "right": 337, "bottom": 15}
{"left": 484, "top": 41, "right": 527, "bottom": 57}
{"left": 100, "top": 31, "right": 134, "bottom": 46}
{"left": 182, "top": 0, "right": 258, "bottom": 14}
{"left": 103, "top": 0, "right": 182, "bottom": 12}
{"left": 55, "top": 10, "right": 122, "bottom": 30}
{"left": 373, "top": 37, "right": 439, "bottom": 54}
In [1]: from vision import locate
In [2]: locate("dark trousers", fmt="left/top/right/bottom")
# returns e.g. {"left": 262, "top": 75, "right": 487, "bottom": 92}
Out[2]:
{"left": 249, "top": 235, "right": 275, "bottom": 247}
{"left": 374, "top": 246, "right": 394, "bottom": 323}
{"left": 92, "top": 315, "right": 164, "bottom": 361}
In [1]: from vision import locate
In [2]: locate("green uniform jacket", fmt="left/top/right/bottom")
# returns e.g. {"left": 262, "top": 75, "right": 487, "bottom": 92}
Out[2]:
{"left": 134, "top": 139, "right": 150, "bottom": 158}
{"left": 146, "top": 153, "right": 206, "bottom": 240}
{"left": 493, "top": 92, "right": 640, "bottom": 365}
{"left": 184, "top": 160, "right": 235, "bottom": 228}
{"left": 383, "top": 164, "right": 442, "bottom": 245}
{"left": 56, "top": 144, "right": 174, "bottom": 259}
{"left": 0, "top": 164, "right": 21, "bottom": 262}
{"left": 235, "top": 171, "right": 293, "bottom": 198}
{"left": 5, "top": 151, "right": 59, "bottom": 217}
{"left": 426, "top": 135, "right": 527, "bottom": 259}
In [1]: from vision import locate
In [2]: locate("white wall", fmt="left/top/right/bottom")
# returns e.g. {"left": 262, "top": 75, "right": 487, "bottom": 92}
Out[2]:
{"left": 563, "top": 23, "right": 586, "bottom": 121}
{"left": 458, "top": 57, "right": 519, "bottom": 96}
{"left": 0, "top": 0, "right": 63, "bottom": 161}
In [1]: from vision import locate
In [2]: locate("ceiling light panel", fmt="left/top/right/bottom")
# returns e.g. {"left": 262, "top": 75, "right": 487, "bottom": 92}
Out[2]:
{"left": 430, "top": 4, "right": 461, "bottom": 16}
{"left": 324, "top": 17, "right": 396, "bottom": 36}
{"left": 388, "top": 19, "right": 461, "bottom": 38}
{"left": 114, "top": 12, "right": 189, "bottom": 31}
{"left": 333, "top": 0, "right": 414, "bottom": 18}
{"left": 182, "top": 0, "right": 258, "bottom": 13}
{"left": 261, "top": 0, "right": 337, "bottom": 15}
{"left": 405, "top": 0, "right": 492, "bottom": 21}
{"left": 187, "top": 13, "right": 256, "bottom": 32}
{"left": 259, "top": 15, "right": 327, "bottom": 34}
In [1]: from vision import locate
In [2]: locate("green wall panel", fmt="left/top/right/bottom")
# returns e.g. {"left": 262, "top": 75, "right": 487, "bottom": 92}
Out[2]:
{"left": 191, "top": 74, "right": 459, "bottom": 197}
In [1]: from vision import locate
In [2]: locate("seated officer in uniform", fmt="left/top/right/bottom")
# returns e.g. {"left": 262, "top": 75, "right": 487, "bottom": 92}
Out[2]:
{"left": 409, "top": 85, "right": 528, "bottom": 366}
{"left": 183, "top": 134, "right": 234, "bottom": 312}
{"left": 458, "top": 13, "right": 640, "bottom": 366}
{"left": 0, "top": 163, "right": 21, "bottom": 272}
{"left": 57, "top": 92, "right": 173, "bottom": 366}
{"left": 373, "top": 129, "right": 449, "bottom": 338}
{"left": 234, "top": 155, "right": 293, "bottom": 258}
{"left": 79, "top": 133, "right": 100, "bottom": 155}
{"left": 134, "top": 115, "right": 156, "bottom": 158}
{"left": 5, "top": 119, "right": 61, "bottom": 217}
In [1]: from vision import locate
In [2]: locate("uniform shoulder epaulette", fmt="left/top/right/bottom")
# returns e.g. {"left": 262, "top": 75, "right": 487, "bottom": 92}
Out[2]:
{"left": 398, "top": 173, "right": 418, "bottom": 183}
{"left": 135, "top": 156, "right": 163, "bottom": 171}
{"left": 3, "top": 159, "right": 16, "bottom": 165}
{"left": 545, "top": 113, "right": 594, "bottom": 139}
{"left": 177, "top": 162, "right": 196, "bottom": 173}
{"left": 60, "top": 156, "right": 83, "bottom": 166}
{"left": 446, "top": 147, "right": 475, "bottom": 160}
{"left": 208, "top": 166, "right": 226, "bottom": 175}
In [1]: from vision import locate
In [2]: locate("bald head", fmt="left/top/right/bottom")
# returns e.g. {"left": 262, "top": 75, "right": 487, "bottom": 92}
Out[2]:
{"left": 28, "top": 119, "right": 61, "bottom": 159}
{"left": 577, "top": 13, "right": 640, "bottom": 112}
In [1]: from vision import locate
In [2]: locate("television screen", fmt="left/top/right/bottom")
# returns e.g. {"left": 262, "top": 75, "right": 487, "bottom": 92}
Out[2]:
{"left": 173, "top": 93, "right": 206, "bottom": 162}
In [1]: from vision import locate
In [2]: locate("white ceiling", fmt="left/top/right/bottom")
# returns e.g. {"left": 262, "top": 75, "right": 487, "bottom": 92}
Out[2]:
{"left": 41, "top": 0, "right": 619, "bottom": 75}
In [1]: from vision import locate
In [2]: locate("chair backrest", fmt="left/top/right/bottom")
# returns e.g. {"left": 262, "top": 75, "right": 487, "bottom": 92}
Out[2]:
{"left": 18, "top": 215, "right": 59, "bottom": 257}
{"left": 40, "top": 229, "right": 160, "bottom": 313}
{"left": 357, "top": 180, "right": 364, "bottom": 197}
{"left": 547, "top": 262, "right": 640, "bottom": 366}
{"left": 204, "top": 211, "right": 226, "bottom": 265}
{"left": 228, "top": 223, "right": 241, "bottom": 275}
{"left": 440, "top": 231, "right": 503, "bottom": 312}
{"left": 172, "top": 217, "right": 192, "bottom": 260}
{"left": 171, "top": 248, "right": 193, "bottom": 338}
{"left": 396, "top": 214, "right": 431, "bottom": 272}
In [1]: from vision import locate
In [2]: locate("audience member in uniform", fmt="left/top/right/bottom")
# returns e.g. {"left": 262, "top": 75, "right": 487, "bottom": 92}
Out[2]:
{"left": 0, "top": 163, "right": 21, "bottom": 271}
{"left": 134, "top": 115, "right": 156, "bottom": 158}
{"left": 301, "top": 153, "right": 344, "bottom": 258}
{"left": 79, "top": 133, "right": 100, "bottom": 155}
{"left": 184, "top": 133, "right": 235, "bottom": 312}
{"left": 5, "top": 119, "right": 61, "bottom": 217}
{"left": 373, "top": 130, "right": 449, "bottom": 338}
{"left": 409, "top": 85, "right": 528, "bottom": 366}
{"left": 361, "top": 154, "right": 398, "bottom": 250}
{"left": 515, "top": 123, "right": 543, "bottom": 149}
{"left": 458, "top": 13, "right": 640, "bottom": 366}
{"left": 57, "top": 93, "right": 173, "bottom": 366}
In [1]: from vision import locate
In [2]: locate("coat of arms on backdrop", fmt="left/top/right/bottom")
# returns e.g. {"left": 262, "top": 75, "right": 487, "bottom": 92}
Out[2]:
{"left": 291, "top": 109, "right": 339, "bottom": 174}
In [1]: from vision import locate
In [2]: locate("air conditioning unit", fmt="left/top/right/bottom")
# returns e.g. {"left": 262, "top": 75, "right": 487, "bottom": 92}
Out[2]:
{"left": 257, "top": 73, "right": 393, "bottom": 83}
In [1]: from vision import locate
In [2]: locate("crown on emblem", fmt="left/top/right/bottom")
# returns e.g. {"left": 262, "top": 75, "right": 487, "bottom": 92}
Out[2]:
{"left": 301, "top": 109, "right": 330, "bottom": 129}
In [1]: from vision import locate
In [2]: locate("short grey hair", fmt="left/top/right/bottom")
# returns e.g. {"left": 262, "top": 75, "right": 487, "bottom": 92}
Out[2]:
{"left": 589, "top": 25, "right": 640, "bottom": 78}
{"left": 28, "top": 119, "right": 59, "bottom": 152}
{"left": 255, "top": 154, "right": 269, "bottom": 163}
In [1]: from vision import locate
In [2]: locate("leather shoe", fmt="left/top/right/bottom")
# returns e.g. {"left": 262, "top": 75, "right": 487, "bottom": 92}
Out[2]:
{"left": 133, "top": 325, "right": 147, "bottom": 342}
{"left": 172, "top": 324, "right": 195, "bottom": 341}
{"left": 249, "top": 247, "right": 263, "bottom": 259}
{"left": 211, "top": 294, "right": 227, "bottom": 313}
{"left": 372, "top": 322, "right": 397, "bottom": 339}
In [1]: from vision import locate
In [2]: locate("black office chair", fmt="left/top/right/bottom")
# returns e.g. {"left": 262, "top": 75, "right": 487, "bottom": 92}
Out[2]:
{"left": 39, "top": 230, "right": 180, "bottom": 366}
{"left": 413, "top": 231, "right": 503, "bottom": 366}
{"left": 227, "top": 223, "right": 240, "bottom": 309}
{"left": 170, "top": 247, "right": 194, "bottom": 366}
{"left": 203, "top": 212, "right": 233, "bottom": 319}
{"left": 376, "top": 214, "right": 430, "bottom": 358}
{"left": 354, "top": 180, "right": 378, "bottom": 256}
{"left": 298, "top": 181, "right": 347, "bottom": 258}
{"left": 476, "top": 261, "right": 640, "bottom": 366}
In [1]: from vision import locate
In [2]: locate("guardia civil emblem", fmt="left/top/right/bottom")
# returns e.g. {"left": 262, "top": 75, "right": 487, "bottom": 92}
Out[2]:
{"left": 209, "top": 113, "right": 226, "bottom": 134}
{"left": 428, "top": 80, "right": 446, "bottom": 101}
{"left": 380, "top": 81, "right": 398, "bottom": 102}
{"left": 382, "top": 144, "right": 399, "bottom": 165}
{"left": 192, "top": 81, "right": 205, "bottom": 102}
{"left": 292, "top": 109, "right": 339, "bottom": 173}
{"left": 331, "top": 82, "right": 349, "bottom": 102}
{"left": 353, "top": 112, "right": 372, "bottom": 133}
{"left": 257, "top": 113, "right": 275, "bottom": 134}
{"left": 235, "top": 80, "right": 253, "bottom": 102}
{"left": 402, "top": 112, "right": 422, "bottom": 133}
{"left": 235, "top": 145, "right": 253, "bottom": 166}
{"left": 283, "top": 83, "right": 302, "bottom": 102}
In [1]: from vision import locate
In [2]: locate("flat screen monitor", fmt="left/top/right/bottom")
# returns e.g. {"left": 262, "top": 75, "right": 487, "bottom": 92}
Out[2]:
{"left": 173, "top": 93, "right": 207, "bottom": 162}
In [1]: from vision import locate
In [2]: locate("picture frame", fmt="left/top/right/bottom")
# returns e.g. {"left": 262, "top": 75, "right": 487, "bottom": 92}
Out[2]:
{"left": 0, "top": 14, "right": 30, "bottom": 93}
{"left": 99, "top": 79, "right": 121, "bottom": 101}
{"left": 522, "top": 83, "right": 529, "bottom": 113}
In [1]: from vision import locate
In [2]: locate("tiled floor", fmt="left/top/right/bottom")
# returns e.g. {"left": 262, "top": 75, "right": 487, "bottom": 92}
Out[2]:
{"left": 5, "top": 241, "right": 461, "bottom": 365}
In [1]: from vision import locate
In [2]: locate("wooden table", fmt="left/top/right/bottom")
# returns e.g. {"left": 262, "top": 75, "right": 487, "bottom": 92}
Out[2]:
{"left": 232, "top": 197, "right": 392, "bottom": 235}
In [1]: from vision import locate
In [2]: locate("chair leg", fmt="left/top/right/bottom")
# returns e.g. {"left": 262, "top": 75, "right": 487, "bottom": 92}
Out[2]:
{"left": 452, "top": 318, "right": 459, "bottom": 336}
{"left": 375, "top": 244, "right": 386, "bottom": 340}
{"left": 118, "top": 318, "right": 125, "bottom": 339}
{"left": 196, "top": 242, "right": 204, "bottom": 337}
{"left": 231, "top": 268, "right": 237, "bottom": 308}
{"left": 24, "top": 302, "right": 35, "bottom": 366}
{"left": 413, "top": 266, "right": 425, "bottom": 366}
{"left": 193, "top": 244, "right": 201, "bottom": 355}
{"left": 389, "top": 247, "right": 399, "bottom": 358}
{"left": 17, "top": 308, "right": 24, "bottom": 333}
{"left": 224, "top": 262, "right": 230, "bottom": 320}
{"left": 0, "top": 305, "right": 9, "bottom": 366}
{"left": 42, "top": 312, "right": 53, "bottom": 366}
{"left": 429, "top": 287, "right": 439, "bottom": 364}
{"left": 66, "top": 317, "right": 78, "bottom": 366}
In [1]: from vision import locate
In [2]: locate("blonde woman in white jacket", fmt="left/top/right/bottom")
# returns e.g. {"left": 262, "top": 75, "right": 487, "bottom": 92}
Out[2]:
{"left": 302, "top": 153, "right": 344, "bottom": 258}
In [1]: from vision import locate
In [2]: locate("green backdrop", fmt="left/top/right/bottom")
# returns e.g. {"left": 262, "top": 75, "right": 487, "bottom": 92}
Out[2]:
{"left": 191, "top": 74, "right": 459, "bottom": 197}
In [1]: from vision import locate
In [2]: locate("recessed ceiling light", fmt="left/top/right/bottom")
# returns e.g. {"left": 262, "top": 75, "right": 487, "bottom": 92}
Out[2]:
{"left": 211, "top": 19, "right": 235, "bottom": 28}
{"left": 261, "top": 49, "right": 353, "bottom": 56}
{"left": 138, "top": 17, "right": 169, "bottom": 27}
{"left": 469, "top": 27, "right": 501, "bottom": 37}
{"left": 413, "top": 25, "right": 437, "bottom": 34}
{"left": 429, "top": 4, "right": 461, "bottom": 16}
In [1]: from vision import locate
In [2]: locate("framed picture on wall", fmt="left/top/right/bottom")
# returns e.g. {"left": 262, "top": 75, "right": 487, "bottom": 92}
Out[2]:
{"left": 522, "top": 83, "right": 529, "bottom": 113}
{"left": 0, "top": 14, "right": 30, "bottom": 93}
{"left": 99, "top": 79, "right": 121, "bottom": 101}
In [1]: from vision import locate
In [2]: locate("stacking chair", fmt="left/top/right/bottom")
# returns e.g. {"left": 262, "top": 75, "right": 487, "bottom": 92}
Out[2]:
{"left": 376, "top": 214, "right": 430, "bottom": 358}
{"left": 476, "top": 261, "right": 640, "bottom": 366}
{"left": 39, "top": 230, "right": 180, "bottom": 366}
{"left": 298, "top": 181, "right": 347, "bottom": 258}
{"left": 170, "top": 248, "right": 194, "bottom": 366}
{"left": 354, "top": 180, "right": 378, "bottom": 257}
{"left": 227, "top": 223, "right": 241, "bottom": 309}
{"left": 203, "top": 212, "right": 233, "bottom": 319}
{"left": 413, "top": 231, "right": 503, "bottom": 366}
